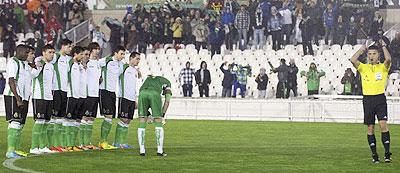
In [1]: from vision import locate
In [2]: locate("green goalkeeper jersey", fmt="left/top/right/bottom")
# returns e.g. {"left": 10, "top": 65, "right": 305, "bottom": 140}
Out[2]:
{"left": 140, "top": 76, "right": 172, "bottom": 94}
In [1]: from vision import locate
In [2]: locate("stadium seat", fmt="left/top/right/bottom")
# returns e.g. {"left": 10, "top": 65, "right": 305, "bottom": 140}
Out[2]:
{"left": 166, "top": 49, "right": 176, "bottom": 56}
{"left": 390, "top": 73, "right": 399, "bottom": 80}
{"left": 331, "top": 44, "right": 341, "bottom": 52}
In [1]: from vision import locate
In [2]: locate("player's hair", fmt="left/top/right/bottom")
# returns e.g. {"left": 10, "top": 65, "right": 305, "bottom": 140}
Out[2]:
{"left": 26, "top": 45, "right": 35, "bottom": 52}
{"left": 60, "top": 39, "right": 73, "bottom": 47}
{"left": 83, "top": 46, "right": 90, "bottom": 52}
{"left": 368, "top": 45, "right": 380, "bottom": 51}
{"left": 87, "top": 42, "right": 100, "bottom": 52}
{"left": 129, "top": 52, "right": 140, "bottom": 60}
{"left": 71, "top": 46, "right": 84, "bottom": 56}
{"left": 113, "top": 45, "right": 126, "bottom": 54}
{"left": 15, "top": 44, "right": 28, "bottom": 58}
{"left": 42, "top": 44, "right": 55, "bottom": 53}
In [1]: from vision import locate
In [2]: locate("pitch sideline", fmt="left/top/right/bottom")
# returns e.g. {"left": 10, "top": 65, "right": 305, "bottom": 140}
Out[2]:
{"left": 3, "top": 155, "right": 43, "bottom": 173}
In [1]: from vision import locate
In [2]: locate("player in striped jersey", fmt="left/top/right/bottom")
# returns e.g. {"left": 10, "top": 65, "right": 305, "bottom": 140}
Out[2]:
{"left": 29, "top": 45, "right": 57, "bottom": 154}
{"left": 80, "top": 43, "right": 101, "bottom": 150}
{"left": 98, "top": 46, "right": 125, "bottom": 150}
{"left": 4, "top": 45, "right": 30, "bottom": 158}
{"left": 114, "top": 52, "right": 141, "bottom": 149}
{"left": 64, "top": 46, "right": 85, "bottom": 151}
{"left": 51, "top": 39, "right": 73, "bottom": 152}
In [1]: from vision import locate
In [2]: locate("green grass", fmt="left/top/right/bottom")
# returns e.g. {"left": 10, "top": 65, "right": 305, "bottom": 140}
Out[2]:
{"left": 0, "top": 119, "right": 399, "bottom": 172}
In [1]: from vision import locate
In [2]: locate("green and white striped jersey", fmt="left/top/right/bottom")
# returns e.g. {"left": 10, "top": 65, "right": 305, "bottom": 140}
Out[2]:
{"left": 31, "top": 57, "right": 54, "bottom": 100}
{"left": 99, "top": 56, "right": 123, "bottom": 92}
{"left": 86, "top": 59, "right": 101, "bottom": 97}
{"left": 118, "top": 64, "right": 138, "bottom": 101}
{"left": 3, "top": 57, "right": 29, "bottom": 100}
{"left": 67, "top": 60, "right": 81, "bottom": 99}
{"left": 52, "top": 52, "right": 71, "bottom": 92}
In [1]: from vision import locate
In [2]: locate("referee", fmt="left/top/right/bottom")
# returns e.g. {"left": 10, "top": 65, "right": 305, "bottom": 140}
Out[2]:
{"left": 351, "top": 39, "right": 392, "bottom": 163}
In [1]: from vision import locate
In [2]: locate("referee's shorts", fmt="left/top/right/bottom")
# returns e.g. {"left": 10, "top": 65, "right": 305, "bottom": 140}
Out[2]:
{"left": 363, "top": 94, "right": 388, "bottom": 125}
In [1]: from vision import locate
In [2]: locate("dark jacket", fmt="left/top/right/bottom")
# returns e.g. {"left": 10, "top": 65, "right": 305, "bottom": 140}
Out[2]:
{"left": 195, "top": 69, "right": 211, "bottom": 85}
{"left": 288, "top": 65, "right": 298, "bottom": 86}
{"left": 27, "top": 38, "right": 45, "bottom": 57}
{"left": 208, "top": 26, "right": 225, "bottom": 45}
{"left": 299, "top": 18, "right": 313, "bottom": 42}
{"left": 255, "top": 74, "right": 268, "bottom": 90}
{"left": 106, "top": 20, "right": 122, "bottom": 44}
{"left": 0, "top": 77, "right": 5, "bottom": 94}
{"left": 341, "top": 72, "right": 355, "bottom": 94}
{"left": 220, "top": 64, "right": 235, "bottom": 88}
{"left": 273, "top": 64, "right": 289, "bottom": 82}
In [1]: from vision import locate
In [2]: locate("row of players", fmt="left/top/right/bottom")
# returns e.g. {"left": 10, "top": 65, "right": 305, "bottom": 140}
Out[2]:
{"left": 4, "top": 39, "right": 172, "bottom": 158}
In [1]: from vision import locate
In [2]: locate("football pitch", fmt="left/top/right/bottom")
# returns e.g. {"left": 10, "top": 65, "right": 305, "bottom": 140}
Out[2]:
{"left": 0, "top": 119, "right": 399, "bottom": 173}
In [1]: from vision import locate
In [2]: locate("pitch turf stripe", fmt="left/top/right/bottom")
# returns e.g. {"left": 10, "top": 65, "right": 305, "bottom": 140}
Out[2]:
{"left": 3, "top": 155, "right": 43, "bottom": 173}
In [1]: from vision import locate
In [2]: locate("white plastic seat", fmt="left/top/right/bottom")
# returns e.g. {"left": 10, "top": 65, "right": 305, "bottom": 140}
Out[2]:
{"left": 166, "top": 49, "right": 176, "bottom": 57}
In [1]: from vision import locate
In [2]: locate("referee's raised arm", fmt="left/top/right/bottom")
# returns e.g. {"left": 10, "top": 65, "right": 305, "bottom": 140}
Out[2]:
{"left": 350, "top": 44, "right": 366, "bottom": 69}
{"left": 380, "top": 39, "right": 392, "bottom": 69}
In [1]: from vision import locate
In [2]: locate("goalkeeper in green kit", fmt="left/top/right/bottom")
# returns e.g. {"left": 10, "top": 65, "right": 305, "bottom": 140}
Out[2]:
{"left": 137, "top": 75, "right": 172, "bottom": 157}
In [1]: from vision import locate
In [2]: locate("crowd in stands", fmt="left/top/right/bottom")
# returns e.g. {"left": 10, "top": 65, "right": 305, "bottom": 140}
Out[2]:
{"left": 95, "top": 0, "right": 388, "bottom": 57}
{"left": 0, "top": 0, "right": 89, "bottom": 58}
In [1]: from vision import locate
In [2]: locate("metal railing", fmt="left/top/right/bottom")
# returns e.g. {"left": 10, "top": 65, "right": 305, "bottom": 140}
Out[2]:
{"left": 64, "top": 19, "right": 91, "bottom": 45}
{"left": 384, "top": 23, "right": 400, "bottom": 41}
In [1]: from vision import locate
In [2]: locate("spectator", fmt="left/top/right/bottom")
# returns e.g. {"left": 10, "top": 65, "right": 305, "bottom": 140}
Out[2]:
{"left": 92, "top": 25, "right": 107, "bottom": 56}
{"left": 268, "top": 6, "right": 282, "bottom": 51}
{"left": 300, "top": 62, "right": 325, "bottom": 95}
{"left": 370, "top": 11, "right": 383, "bottom": 37}
{"left": 138, "top": 26, "right": 151, "bottom": 54}
{"left": 48, "top": 0, "right": 62, "bottom": 24}
{"left": 347, "top": 16, "right": 358, "bottom": 46}
{"left": 299, "top": 14, "right": 314, "bottom": 56}
{"left": 390, "top": 32, "right": 400, "bottom": 70}
{"left": 1, "top": 3, "right": 15, "bottom": 32}
{"left": 220, "top": 62, "right": 235, "bottom": 97}
{"left": 126, "top": 25, "right": 138, "bottom": 52}
{"left": 141, "top": 17, "right": 151, "bottom": 31}
{"left": 0, "top": 73, "right": 5, "bottom": 95}
{"left": 2, "top": 25, "right": 17, "bottom": 58}
{"left": 255, "top": 68, "right": 268, "bottom": 98}
{"left": 225, "top": 0, "right": 240, "bottom": 15}
{"left": 193, "top": 19, "right": 209, "bottom": 51}
{"left": 222, "top": 8, "right": 235, "bottom": 26}
{"left": 68, "top": 3, "right": 83, "bottom": 29}
{"left": 179, "top": 62, "right": 196, "bottom": 97}
{"left": 323, "top": 3, "right": 335, "bottom": 45}
{"left": 30, "top": 7, "right": 46, "bottom": 35}
{"left": 304, "top": 0, "right": 322, "bottom": 46}
{"left": 341, "top": 68, "right": 356, "bottom": 95}
{"left": 332, "top": 15, "right": 346, "bottom": 47}
{"left": 182, "top": 16, "right": 193, "bottom": 44}
{"left": 133, "top": 4, "right": 149, "bottom": 19}
{"left": 222, "top": 8, "right": 236, "bottom": 50}
{"left": 279, "top": 1, "right": 293, "bottom": 45}
{"left": 271, "top": 59, "right": 289, "bottom": 99}
{"left": 354, "top": 71, "right": 362, "bottom": 95}
{"left": 259, "top": 0, "right": 271, "bottom": 22}
{"left": 162, "top": 16, "right": 173, "bottom": 44}
{"left": 232, "top": 64, "right": 251, "bottom": 98}
{"left": 209, "top": 21, "right": 225, "bottom": 57}
{"left": 253, "top": 7, "right": 265, "bottom": 50}
{"left": 135, "top": 16, "right": 144, "bottom": 32}
{"left": 293, "top": 12, "right": 303, "bottom": 45}
{"left": 103, "top": 17, "right": 123, "bottom": 53}
{"left": 13, "top": 2, "right": 25, "bottom": 33}
{"left": 123, "top": 13, "right": 135, "bottom": 47}
{"left": 149, "top": 16, "right": 162, "bottom": 47}
{"left": 235, "top": 5, "right": 250, "bottom": 50}
{"left": 357, "top": 16, "right": 369, "bottom": 44}
{"left": 190, "top": 10, "right": 202, "bottom": 29}
{"left": 45, "top": 16, "right": 63, "bottom": 44}
{"left": 172, "top": 17, "right": 184, "bottom": 45}
{"left": 287, "top": 59, "right": 299, "bottom": 97}
{"left": 195, "top": 61, "right": 212, "bottom": 97}
{"left": 248, "top": 0, "right": 259, "bottom": 43}
{"left": 26, "top": 31, "right": 45, "bottom": 57}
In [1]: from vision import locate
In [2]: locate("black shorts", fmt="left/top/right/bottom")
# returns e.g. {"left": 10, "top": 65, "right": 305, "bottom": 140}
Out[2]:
{"left": 76, "top": 98, "right": 86, "bottom": 120}
{"left": 118, "top": 98, "right": 135, "bottom": 120}
{"left": 32, "top": 99, "right": 53, "bottom": 121}
{"left": 99, "top": 90, "right": 116, "bottom": 117}
{"left": 66, "top": 97, "right": 80, "bottom": 120}
{"left": 5, "top": 96, "right": 28, "bottom": 124}
{"left": 363, "top": 94, "right": 388, "bottom": 125}
{"left": 52, "top": 90, "right": 67, "bottom": 118}
{"left": 84, "top": 97, "right": 99, "bottom": 118}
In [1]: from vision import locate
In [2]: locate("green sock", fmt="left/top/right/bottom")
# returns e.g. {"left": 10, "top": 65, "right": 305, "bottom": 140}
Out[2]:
{"left": 80, "top": 123, "right": 86, "bottom": 146}
{"left": 7, "top": 125, "right": 19, "bottom": 152}
{"left": 73, "top": 124, "right": 79, "bottom": 146}
{"left": 39, "top": 123, "right": 48, "bottom": 149}
{"left": 15, "top": 126, "right": 23, "bottom": 151}
{"left": 122, "top": 125, "right": 129, "bottom": 144}
{"left": 31, "top": 123, "right": 42, "bottom": 149}
{"left": 114, "top": 123, "right": 124, "bottom": 144}
{"left": 61, "top": 124, "right": 67, "bottom": 147}
{"left": 53, "top": 123, "right": 61, "bottom": 147}
{"left": 85, "top": 123, "right": 93, "bottom": 145}
{"left": 101, "top": 119, "right": 112, "bottom": 142}
{"left": 47, "top": 123, "right": 54, "bottom": 148}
